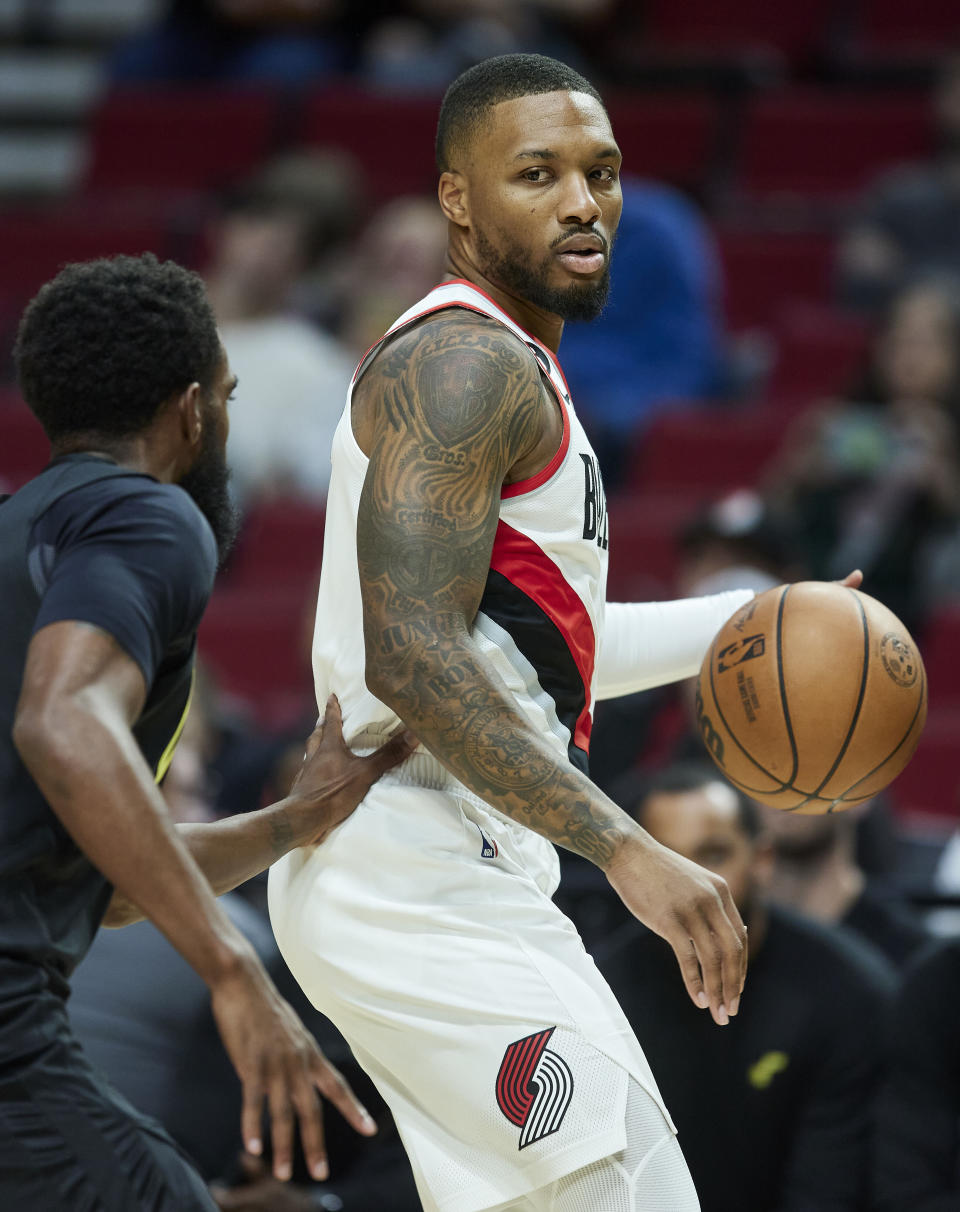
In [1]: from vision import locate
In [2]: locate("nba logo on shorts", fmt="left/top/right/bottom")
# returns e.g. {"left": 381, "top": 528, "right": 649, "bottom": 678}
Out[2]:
{"left": 496, "top": 1027, "right": 574, "bottom": 1149}
{"left": 476, "top": 823, "right": 498, "bottom": 859}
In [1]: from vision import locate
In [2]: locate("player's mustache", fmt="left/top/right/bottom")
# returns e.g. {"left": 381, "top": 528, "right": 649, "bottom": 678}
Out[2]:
{"left": 549, "top": 226, "right": 609, "bottom": 253}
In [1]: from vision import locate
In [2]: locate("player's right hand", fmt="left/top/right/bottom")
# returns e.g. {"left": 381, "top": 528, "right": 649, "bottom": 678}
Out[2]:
{"left": 210, "top": 954, "right": 377, "bottom": 1183}
{"left": 284, "top": 694, "right": 417, "bottom": 848}
{"left": 605, "top": 836, "right": 747, "bottom": 1027}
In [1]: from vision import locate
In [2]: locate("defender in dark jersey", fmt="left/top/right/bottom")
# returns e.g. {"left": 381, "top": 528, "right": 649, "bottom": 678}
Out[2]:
{"left": 0, "top": 254, "right": 412, "bottom": 1210}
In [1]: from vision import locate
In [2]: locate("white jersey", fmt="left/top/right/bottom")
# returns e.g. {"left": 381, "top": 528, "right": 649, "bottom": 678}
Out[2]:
{"left": 312, "top": 278, "right": 609, "bottom": 785}
{"left": 270, "top": 280, "right": 679, "bottom": 1212}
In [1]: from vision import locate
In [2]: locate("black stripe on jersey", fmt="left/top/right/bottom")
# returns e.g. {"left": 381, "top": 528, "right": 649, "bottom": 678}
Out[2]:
{"left": 478, "top": 569, "right": 589, "bottom": 774}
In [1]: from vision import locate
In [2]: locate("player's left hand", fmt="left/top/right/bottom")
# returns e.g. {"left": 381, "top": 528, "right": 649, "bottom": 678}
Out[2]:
{"left": 284, "top": 694, "right": 417, "bottom": 847}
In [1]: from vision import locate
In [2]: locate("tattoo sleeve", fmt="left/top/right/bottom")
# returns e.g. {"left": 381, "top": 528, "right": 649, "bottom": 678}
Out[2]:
{"left": 357, "top": 312, "right": 634, "bottom": 868}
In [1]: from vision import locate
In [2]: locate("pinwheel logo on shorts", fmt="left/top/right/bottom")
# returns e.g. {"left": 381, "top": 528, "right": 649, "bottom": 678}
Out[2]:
{"left": 495, "top": 1026, "right": 574, "bottom": 1149}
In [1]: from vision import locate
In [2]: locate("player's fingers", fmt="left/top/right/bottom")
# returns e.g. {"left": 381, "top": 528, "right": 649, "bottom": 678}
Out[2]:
{"left": 240, "top": 1077, "right": 264, "bottom": 1160}
{"left": 368, "top": 729, "right": 418, "bottom": 776}
{"left": 707, "top": 891, "right": 748, "bottom": 1015}
{"left": 290, "top": 1076, "right": 329, "bottom": 1182}
{"left": 267, "top": 1076, "right": 295, "bottom": 1182}
{"left": 670, "top": 933, "right": 711, "bottom": 1017}
{"left": 835, "top": 569, "right": 863, "bottom": 589}
{"left": 311, "top": 1052, "right": 378, "bottom": 1137}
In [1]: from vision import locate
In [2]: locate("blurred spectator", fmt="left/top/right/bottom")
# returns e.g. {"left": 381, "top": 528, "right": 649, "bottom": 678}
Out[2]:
{"left": 70, "top": 715, "right": 420, "bottom": 1209}
{"left": 560, "top": 178, "right": 727, "bottom": 488}
{"left": 338, "top": 195, "right": 448, "bottom": 356}
{"left": 838, "top": 55, "right": 960, "bottom": 313}
{"left": 768, "top": 279, "right": 960, "bottom": 635}
{"left": 599, "top": 763, "right": 896, "bottom": 1212}
{"left": 873, "top": 937, "right": 960, "bottom": 1212}
{"left": 110, "top": 0, "right": 347, "bottom": 85}
{"left": 204, "top": 151, "right": 362, "bottom": 506}
{"left": 759, "top": 802, "right": 931, "bottom": 970}
{"left": 359, "top": 0, "right": 611, "bottom": 91}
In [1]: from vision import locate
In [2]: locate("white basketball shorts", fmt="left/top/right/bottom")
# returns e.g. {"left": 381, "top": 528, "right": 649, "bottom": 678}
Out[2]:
{"left": 268, "top": 775, "right": 677, "bottom": 1212}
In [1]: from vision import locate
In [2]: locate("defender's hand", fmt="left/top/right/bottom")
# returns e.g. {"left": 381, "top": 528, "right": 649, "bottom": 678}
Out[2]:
{"left": 285, "top": 694, "right": 416, "bottom": 847}
{"left": 211, "top": 958, "right": 377, "bottom": 1184}
{"left": 606, "top": 836, "right": 747, "bottom": 1027}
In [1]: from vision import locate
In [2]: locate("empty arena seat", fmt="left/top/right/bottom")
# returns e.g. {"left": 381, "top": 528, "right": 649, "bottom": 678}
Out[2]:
{"left": 856, "top": 0, "right": 960, "bottom": 54}
{"left": 626, "top": 406, "right": 786, "bottom": 495}
{"left": 739, "top": 90, "right": 931, "bottom": 201}
{"left": 606, "top": 491, "right": 698, "bottom": 601}
{"left": 85, "top": 87, "right": 281, "bottom": 192}
{"left": 716, "top": 230, "right": 835, "bottom": 330}
{"left": 299, "top": 87, "right": 440, "bottom": 203}
{"left": 198, "top": 585, "right": 314, "bottom": 725}
{"left": 0, "top": 208, "right": 172, "bottom": 307}
{"left": 921, "top": 604, "right": 960, "bottom": 707}
{"left": 226, "top": 498, "right": 326, "bottom": 594}
{"left": 888, "top": 708, "right": 960, "bottom": 819}
{"left": 644, "top": 0, "right": 833, "bottom": 61}
{"left": 766, "top": 304, "right": 870, "bottom": 405}
{"left": 605, "top": 93, "right": 718, "bottom": 192}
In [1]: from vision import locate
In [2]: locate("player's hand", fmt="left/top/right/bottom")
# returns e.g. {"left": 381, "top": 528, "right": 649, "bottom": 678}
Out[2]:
{"left": 210, "top": 956, "right": 377, "bottom": 1184}
{"left": 211, "top": 1155, "right": 316, "bottom": 1211}
{"left": 835, "top": 569, "right": 863, "bottom": 589}
{"left": 605, "top": 835, "right": 747, "bottom": 1027}
{"left": 284, "top": 694, "right": 417, "bottom": 847}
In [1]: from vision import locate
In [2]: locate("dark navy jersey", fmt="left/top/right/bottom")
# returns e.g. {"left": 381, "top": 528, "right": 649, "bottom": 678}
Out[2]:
{"left": 0, "top": 454, "right": 216, "bottom": 999}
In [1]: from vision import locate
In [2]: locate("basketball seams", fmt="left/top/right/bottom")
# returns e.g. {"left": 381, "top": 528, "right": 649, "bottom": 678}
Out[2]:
{"left": 838, "top": 664, "right": 928, "bottom": 803}
{"left": 774, "top": 584, "right": 800, "bottom": 787}
{"left": 805, "top": 589, "right": 871, "bottom": 803}
{"left": 705, "top": 587, "right": 792, "bottom": 793}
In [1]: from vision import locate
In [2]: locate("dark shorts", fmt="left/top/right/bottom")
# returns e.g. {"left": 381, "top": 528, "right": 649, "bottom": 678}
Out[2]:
{"left": 0, "top": 1023, "right": 216, "bottom": 1212}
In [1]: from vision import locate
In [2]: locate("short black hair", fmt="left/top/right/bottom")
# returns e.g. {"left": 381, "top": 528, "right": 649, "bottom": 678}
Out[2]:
{"left": 436, "top": 53, "right": 605, "bottom": 173}
{"left": 618, "top": 762, "right": 761, "bottom": 840}
{"left": 14, "top": 252, "right": 221, "bottom": 443}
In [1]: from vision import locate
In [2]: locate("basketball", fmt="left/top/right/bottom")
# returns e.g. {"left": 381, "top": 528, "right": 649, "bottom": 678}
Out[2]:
{"left": 695, "top": 582, "right": 927, "bottom": 813}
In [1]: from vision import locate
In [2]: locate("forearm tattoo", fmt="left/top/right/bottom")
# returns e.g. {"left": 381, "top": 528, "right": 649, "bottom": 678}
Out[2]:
{"left": 357, "top": 313, "right": 628, "bottom": 867}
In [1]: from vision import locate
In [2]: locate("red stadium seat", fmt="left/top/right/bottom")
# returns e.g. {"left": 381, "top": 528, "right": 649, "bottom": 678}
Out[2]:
{"left": 227, "top": 498, "right": 326, "bottom": 594}
{"left": 921, "top": 604, "right": 960, "bottom": 708}
{"left": 198, "top": 584, "right": 314, "bottom": 725}
{"left": 299, "top": 87, "right": 440, "bottom": 204}
{"left": 0, "top": 395, "right": 50, "bottom": 491}
{"left": 645, "top": 0, "right": 833, "bottom": 61}
{"left": 85, "top": 87, "right": 280, "bottom": 192}
{"left": 739, "top": 90, "right": 931, "bottom": 201}
{"left": 0, "top": 209, "right": 172, "bottom": 308}
{"left": 606, "top": 491, "right": 699, "bottom": 601}
{"left": 857, "top": 0, "right": 960, "bottom": 54}
{"left": 626, "top": 406, "right": 786, "bottom": 496}
{"left": 887, "top": 708, "right": 960, "bottom": 820}
{"left": 605, "top": 93, "right": 718, "bottom": 192}
{"left": 716, "top": 230, "right": 835, "bottom": 330}
{"left": 766, "top": 304, "right": 870, "bottom": 406}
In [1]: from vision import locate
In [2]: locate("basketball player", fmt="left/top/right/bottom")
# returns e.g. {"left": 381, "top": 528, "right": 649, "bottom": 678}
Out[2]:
{"left": 268, "top": 56, "right": 755, "bottom": 1212}
{"left": 0, "top": 254, "right": 413, "bottom": 1210}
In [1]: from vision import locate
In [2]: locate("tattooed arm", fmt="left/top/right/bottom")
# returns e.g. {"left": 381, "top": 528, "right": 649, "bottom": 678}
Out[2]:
{"left": 355, "top": 310, "right": 746, "bottom": 1025}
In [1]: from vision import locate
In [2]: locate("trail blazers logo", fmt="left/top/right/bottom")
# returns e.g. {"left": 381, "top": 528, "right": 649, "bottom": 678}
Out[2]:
{"left": 495, "top": 1027, "right": 574, "bottom": 1149}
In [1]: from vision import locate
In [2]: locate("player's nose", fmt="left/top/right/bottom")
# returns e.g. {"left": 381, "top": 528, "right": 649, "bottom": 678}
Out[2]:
{"left": 558, "top": 172, "right": 601, "bottom": 228}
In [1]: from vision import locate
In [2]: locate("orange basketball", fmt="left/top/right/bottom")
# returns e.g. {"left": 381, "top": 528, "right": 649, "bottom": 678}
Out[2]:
{"left": 695, "top": 582, "right": 927, "bottom": 813}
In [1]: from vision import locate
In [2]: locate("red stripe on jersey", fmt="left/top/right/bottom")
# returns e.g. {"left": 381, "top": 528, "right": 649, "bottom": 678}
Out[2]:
{"left": 489, "top": 520, "right": 595, "bottom": 752}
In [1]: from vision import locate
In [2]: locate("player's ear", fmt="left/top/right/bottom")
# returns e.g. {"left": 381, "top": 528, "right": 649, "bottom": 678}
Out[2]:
{"left": 177, "top": 382, "right": 204, "bottom": 448}
{"left": 438, "top": 171, "right": 468, "bottom": 226}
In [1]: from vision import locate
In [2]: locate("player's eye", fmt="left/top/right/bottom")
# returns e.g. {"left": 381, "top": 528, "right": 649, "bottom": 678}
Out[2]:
{"left": 591, "top": 167, "right": 618, "bottom": 182}
{"left": 522, "top": 168, "right": 551, "bottom": 183}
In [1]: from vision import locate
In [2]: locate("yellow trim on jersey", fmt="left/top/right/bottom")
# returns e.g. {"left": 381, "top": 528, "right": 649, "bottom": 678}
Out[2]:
{"left": 153, "top": 666, "right": 195, "bottom": 784}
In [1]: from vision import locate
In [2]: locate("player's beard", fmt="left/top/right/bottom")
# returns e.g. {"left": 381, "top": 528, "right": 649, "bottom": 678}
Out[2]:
{"left": 179, "top": 416, "right": 239, "bottom": 569}
{"left": 475, "top": 223, "right": 611, "bottom": 322}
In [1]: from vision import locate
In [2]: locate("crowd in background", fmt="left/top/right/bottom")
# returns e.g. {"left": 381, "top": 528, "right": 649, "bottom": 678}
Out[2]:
{"left": 3, "top": 2, "right": 960, "bottom": 1208}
